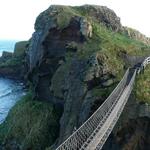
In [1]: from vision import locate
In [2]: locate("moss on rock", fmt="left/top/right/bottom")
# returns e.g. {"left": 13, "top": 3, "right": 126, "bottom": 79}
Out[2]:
{"left": 14, "top": 41, "right": 28, "bottom": 57}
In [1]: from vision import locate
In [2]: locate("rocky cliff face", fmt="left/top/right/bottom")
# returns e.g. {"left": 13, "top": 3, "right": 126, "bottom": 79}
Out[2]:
{"left": 27, "top": 5, "right": 121, "bottom": 103}
{"left": 0, "top": 41, "right": 28, "bottom": 80}
{"left": 27, "top": 5, "right": 123, "bottom": 146}
{"left": 123, "top": 27, "right": 150, "bottom": 45}
{"left": 27, "top": 5, "right": 150, "bottom": 149}
{"left": 75, "top": 5, "right": 122, "bottom": 32}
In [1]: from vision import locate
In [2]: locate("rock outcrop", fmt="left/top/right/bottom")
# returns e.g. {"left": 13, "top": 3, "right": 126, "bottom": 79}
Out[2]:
{"left": 0, "top": 51, "right": 13, "bottom": 60}
{"left": 0, "top": 41, "right": 28, "bottom": 80}
{"left": 77, "top": 5, "right": 122, "bottom": 32}
{"left": 123, "top": 27, "right": 150, "bottom": 45}
{"left": 27, "top": 4, "right": 150, "bottom": 149}
{"left": 27, "top": 5, "right": 121, "bottom": 146}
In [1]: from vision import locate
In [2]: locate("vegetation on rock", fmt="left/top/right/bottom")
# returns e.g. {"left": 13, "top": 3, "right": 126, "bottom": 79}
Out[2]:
{"left": 0, "top": 41, "right": 28, "bottom": 79}
{"left": 0, "top": 92, "right": 61, "bottom": 150}
{"left": 134, "top": 65, "right": 150, "bottom": 104}
{"left": 14, "top": 41, "right": 28, "bottom": 57}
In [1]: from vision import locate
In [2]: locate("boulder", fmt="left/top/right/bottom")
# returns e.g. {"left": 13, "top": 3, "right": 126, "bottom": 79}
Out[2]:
{"left": 80, "top": 18, "right": 92, "bottom": 38}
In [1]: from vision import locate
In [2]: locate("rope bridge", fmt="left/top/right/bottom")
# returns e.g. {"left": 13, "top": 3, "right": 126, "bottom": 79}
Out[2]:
{"left": 56, "top": 57, "right": 150, "bottom": 150}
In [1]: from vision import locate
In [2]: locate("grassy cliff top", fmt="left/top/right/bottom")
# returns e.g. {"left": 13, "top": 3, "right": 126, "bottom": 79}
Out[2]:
{"left": 36, "top": 5, "right": 150, "bottom": 102}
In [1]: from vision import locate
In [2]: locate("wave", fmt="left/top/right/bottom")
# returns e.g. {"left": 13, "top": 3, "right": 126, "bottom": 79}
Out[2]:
{"left": 0, "top": 87, "right": 22, "bottom": 99}
{"left": 0, "top": 89, "right": 13, "bottom": 98}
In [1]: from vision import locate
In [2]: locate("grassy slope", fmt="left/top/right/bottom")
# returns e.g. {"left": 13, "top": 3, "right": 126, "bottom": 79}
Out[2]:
{"left": 0, "top": 93, "right": 61, "bottom": 150}
{"left": 134, "top": 65, "right": 150, "bottom": 104}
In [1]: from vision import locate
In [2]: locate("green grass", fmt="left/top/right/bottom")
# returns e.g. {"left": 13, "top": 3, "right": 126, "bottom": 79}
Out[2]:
{"left": 55, "top": 6, "right": 79, "bottom": 29}
{"left": 73, "top": 22, "right": 150, "bottom": 78}
{"left": 134, "top": 65, "right": 150, "bottom": 104}
{"left": 0, "top": 57, "right": 23, "bottom": 68}
{"left": 0, "top": 92, "right": 61, "bottom": 150}
{"left": 14, "top": 41, "right": 28, "bottom": 57}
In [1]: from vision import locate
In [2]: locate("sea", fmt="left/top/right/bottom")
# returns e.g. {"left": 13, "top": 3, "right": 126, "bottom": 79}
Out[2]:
{"left": 0, "top": 40, "right": 25, "bottom": 124}
{"left": 0, "top": 40, "right": 17, "bottom": 56}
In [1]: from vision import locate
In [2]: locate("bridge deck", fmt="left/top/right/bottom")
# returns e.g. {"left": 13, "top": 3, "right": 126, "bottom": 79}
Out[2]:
{"left": 56, "top": 56, "right": 150, "bottom": 150}
{"left": 85, "top": 85, "right": 130, "bottom": 150}
{"left": 55, "top": 67, "right": 139, "bottom": 150}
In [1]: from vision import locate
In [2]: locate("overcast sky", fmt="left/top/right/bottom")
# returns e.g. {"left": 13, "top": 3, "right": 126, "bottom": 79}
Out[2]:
{"left": 0, "top": 0, "right": 149, "bottom": 40}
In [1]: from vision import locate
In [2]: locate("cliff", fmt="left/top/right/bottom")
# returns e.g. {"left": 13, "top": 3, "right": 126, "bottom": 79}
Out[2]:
{"left": 0, "top": 41, "right": 28, "bottom": 80}
{"left": 123, "top": 27, "right": 150, "bottom": 45}
{"left": 0, "top": 5, "right": 150, "bottom": 150}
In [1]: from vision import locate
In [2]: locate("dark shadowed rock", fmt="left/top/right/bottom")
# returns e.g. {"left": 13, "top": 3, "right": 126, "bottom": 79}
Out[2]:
{"left": 1, "top": 51, "right": 13, "bottom": 60}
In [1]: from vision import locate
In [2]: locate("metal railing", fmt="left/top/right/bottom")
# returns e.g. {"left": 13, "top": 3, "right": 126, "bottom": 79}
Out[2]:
{"left": 137, "top": 56, "right": 150, "bottom": 74}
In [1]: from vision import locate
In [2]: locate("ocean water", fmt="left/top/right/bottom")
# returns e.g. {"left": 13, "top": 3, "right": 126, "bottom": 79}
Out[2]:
{"left": 0, "top": 79, "right": 25, "bottom": 124}
{"left": 0, "top": 40, "right": 25, "bottom": 124}
{"left": 0, "top": 40, "right": 17, "bottom": 56}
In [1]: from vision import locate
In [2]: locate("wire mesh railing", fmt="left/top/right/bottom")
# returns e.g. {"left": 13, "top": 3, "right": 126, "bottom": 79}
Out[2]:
{"left": 95, "top": 69, "right": 137, "bottom": 150}
{"left": 56, "top": 69, "right": 129, "bottom": 150}
{"left": 56, "top": 56, "right": 150, "bottom": 150}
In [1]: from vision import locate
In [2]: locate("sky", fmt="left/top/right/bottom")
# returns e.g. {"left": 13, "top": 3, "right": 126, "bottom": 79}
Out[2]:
{"left": 0, "top": 0, "right": 150, "bottom": 40}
